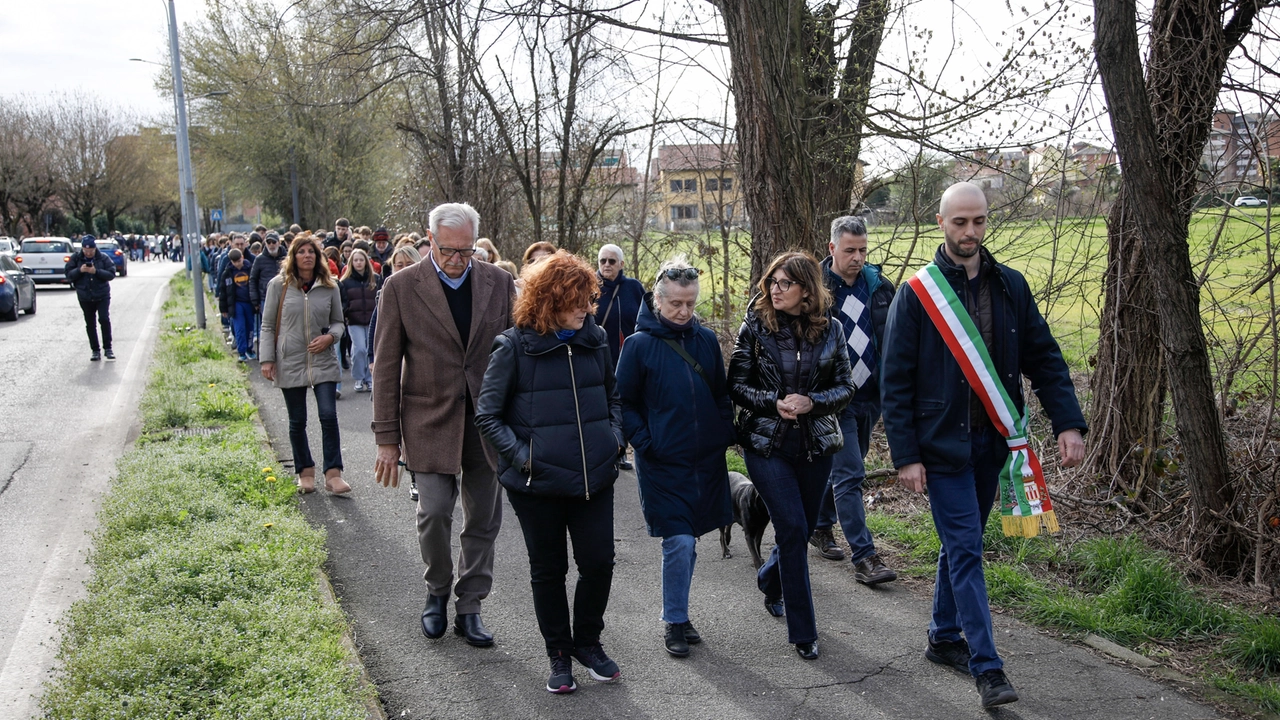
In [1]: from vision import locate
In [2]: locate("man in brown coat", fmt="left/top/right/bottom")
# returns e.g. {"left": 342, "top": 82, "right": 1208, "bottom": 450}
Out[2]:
{"left": 372, "top": 203, "right": 517, "bottom": 647}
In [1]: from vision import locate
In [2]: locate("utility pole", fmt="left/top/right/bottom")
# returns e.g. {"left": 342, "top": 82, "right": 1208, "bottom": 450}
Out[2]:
{"left": 167, "top": 0, "right": 205, "bottom": 328}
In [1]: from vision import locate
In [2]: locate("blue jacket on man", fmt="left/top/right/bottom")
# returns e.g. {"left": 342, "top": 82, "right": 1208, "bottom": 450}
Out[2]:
{"left": 65, "top": 249, "right": 116, "bottom": 302}
{"left": 880, "top": 245, "right": 1085, "bottom": 474}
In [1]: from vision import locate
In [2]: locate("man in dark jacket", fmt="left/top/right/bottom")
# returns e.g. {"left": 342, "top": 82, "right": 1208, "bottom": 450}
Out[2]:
{"left": 249, "top": 232, "right": 284, "bottom": 356}
{"left": 808, "top": 216, "right": 899, "bottom": 586}
{"left": 65, "top": 235, "right": 117, "bottom": 361}
{"left": 218, "top": 248, "right": 256, "bottom": 361}
{"left": 370, "top": 227, "right": 394, "bottom": 278}
{"left": 880, "top": 182, "right": 1086, "bottom": 709}
{"left": 594, "top": 243, "right": 645, "bottom": 470}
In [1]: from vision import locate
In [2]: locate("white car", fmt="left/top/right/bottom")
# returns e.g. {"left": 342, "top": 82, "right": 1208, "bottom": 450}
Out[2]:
{"left": 1235, "top": 196, "right": 1269, "bottom": 207}
{"left": 15, "top": 237, "right": 75, "bottom": 284}
{"left": 0, "top": 237, "right": 17, "bottom": 257}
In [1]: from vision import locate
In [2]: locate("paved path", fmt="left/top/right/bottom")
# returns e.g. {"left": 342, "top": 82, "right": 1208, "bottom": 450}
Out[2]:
{"left": 0, "top": 261, "right": 181, "bottom": 720}
{"left": 248, "top": 363, "right": 1224, "bottom": 720}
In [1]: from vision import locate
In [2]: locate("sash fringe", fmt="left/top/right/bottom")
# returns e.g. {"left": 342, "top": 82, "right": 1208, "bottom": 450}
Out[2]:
{"left": 1001, "top": 510, "right": 1059, "bottom": 538}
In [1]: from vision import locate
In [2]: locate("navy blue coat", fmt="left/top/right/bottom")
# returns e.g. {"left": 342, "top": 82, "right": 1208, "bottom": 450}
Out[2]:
{"left": 65, "top": 250, "right": 115, "bottom": 302}
{"left": 880, "top": 245, "right": 1087, "bottom": 474}
{"left": 616, "top": 296, "right": 735, "bottom": 538}
{"left": 594, "top": 272, "right": 646, "bottom": 366}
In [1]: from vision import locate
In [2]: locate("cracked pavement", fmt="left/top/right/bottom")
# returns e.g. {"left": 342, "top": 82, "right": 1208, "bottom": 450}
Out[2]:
{"left": 249, "top": 369, "right": 1224, "bottom": 720}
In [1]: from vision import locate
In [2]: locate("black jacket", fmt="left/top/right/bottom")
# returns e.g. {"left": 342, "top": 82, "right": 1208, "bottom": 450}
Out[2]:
{"left": 218, "top": 259, "right": 253, "bottom": 314}
{"left": 727, "top": 303, "right": 856, "bottom": 458}
{"left": 65, "top": 250, "right": 115, "bottom": 302}
{"left": 339, "top": 271, "right": 381, "bottom": 326}
{"left": 880, "top": 245, "right": 1087, "bottom": 473}
{"left": 474, "top": 316, "right": 625, "bottom": 499}
{"left": 249, "top": 249, "right": 283, "bottom": 309}
{"left": 594, "top": 272, "right": 646, "bottom": 366}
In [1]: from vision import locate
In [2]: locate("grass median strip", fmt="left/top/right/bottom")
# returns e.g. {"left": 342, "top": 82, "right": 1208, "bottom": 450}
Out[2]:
{"left": 40, "top": 277, "right": 372, "bottom": 719}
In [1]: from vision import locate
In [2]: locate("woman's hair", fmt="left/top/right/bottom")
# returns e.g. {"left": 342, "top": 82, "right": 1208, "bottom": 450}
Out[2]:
{"left": 753, "top": 251, "right": 831, "bottom": 344}
{"left": 323, "top": 245, "right": 339, "bottom": 260}
{"left": 495, "top": 260, "right": 518, "bottom": 277}
{"left": 653, "top": 255, "right": 699, "bottom": 300}
{"left": 389, "top": 244, "right": 421, "bottom": 270}
{"left": 521, "top": 241, "right": 557, "bottom": 267}
{"left": 281, "top": 233, "right": 335, "bottom": 288}
{"left": 340, "top": 249, "right": 378, "bottom": 289}
{"left": 249, "top": 241, "right": 262, "bottom": 256}
{"left": 476, "top": 238, "right": 500, "bottom": 263}
{"left": 514, "top": 251, "right": 599, "bottom": 335}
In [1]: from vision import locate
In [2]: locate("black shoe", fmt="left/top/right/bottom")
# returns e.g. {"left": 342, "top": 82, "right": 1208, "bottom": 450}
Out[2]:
{"left": 809, "top": 528, "right": 845, "bottom": 561}
{"left": 925, "top": 637, "right": 972, "bottom": 673}
{"left": 665, "top": 623, "right": 691, "bottom": 657}
{"left": 681, "top": 621, "right": 702, "bottom": 645}
{"left": 618, "top": 458, "right": 633, "bottom": 470}
{"left": 454, "top": 613, "right": 494, "bottom": 647}
{"left": 104, "top": 349, "right": 115, "bottom": 361}
{"left": 976, "top": 669, "right": 1020, "bottom": 708}
{"left": 795, "top": 641, "right": 819, "bottom": 660}
{"left": 409, "top": 477, "right": 419, "bottom": 502}
{"left": 571, "top": 643, "right": 620, "bottom": 682}
{"left": 764, "top": 595, "right": 785, "bottom": 617}
{"left": 547, "top": 652, "right": 577, "bottom": 694}
{"left": 90, "top": 350, "right": 101, "bottom": 362}
{"left": 853, "top": 553, "right": 898, "bottom": 585}
{"left": 421, "top": 594, "right": 448, "bottom": 639}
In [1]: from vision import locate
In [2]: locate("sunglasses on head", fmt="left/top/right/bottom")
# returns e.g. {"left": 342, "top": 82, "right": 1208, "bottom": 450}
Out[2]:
{"left": 598, "top": 257, "right": 619, "bottom": 265}
{"left": 658, "top": 267, "right": 702, "bottom": 282}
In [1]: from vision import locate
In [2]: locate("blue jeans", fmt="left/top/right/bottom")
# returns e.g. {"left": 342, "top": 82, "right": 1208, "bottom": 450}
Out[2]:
{"left": 661, "top": 535, "right": 696, "bottom": 624}
{"left": 280, "top": 382, "right": 343, "bottom": 473}
{"left": 926, "top": 425, "right": 1006, "bottom": 676}
{"left": 231, "top": 301, "right": 254, "bottom": 356}
{"left": 349, "top": 325, "right": 372, "bottom": 386}
{"left": 816, "top": 402, "right": 878, "bottom": 562}
{"left": 745, "top": 443, "right": 833, "bottom": 644}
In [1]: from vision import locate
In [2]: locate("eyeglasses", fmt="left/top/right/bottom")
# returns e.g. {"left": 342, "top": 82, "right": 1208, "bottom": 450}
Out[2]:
{"left": 598, "top": 257, "right": 619, "bottom": 265}
{"left": 657, "top": 267, "right": 702, "bottom": 282}
{"left": 437, "top": 246, "right": 477, "bottom": 258}
{"left": 766, "top": 277, "right": 801, "bottom": 292}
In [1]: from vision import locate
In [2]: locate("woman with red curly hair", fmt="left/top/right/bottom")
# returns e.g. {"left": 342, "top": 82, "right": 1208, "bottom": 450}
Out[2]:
{"left": 475, "top": 250, "right": 625, "bottom": 695}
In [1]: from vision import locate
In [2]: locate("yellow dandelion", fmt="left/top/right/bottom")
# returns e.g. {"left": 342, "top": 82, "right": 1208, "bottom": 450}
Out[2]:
{"left": 208, "top": 383, "right": 217, "bottom": 388}
{"left": 265, "top": 476, "right": 277, "bottom": 483}
{"left": 263, "top": 523, "right": 274, "bottom": 528}
{"left": 262, "top": 467, "right": 273, "bottom": 474}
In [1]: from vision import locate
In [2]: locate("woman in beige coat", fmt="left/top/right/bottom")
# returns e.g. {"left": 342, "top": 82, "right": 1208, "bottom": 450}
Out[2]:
{"left": 260, "top": 234, "right": 350, "bottom": 494}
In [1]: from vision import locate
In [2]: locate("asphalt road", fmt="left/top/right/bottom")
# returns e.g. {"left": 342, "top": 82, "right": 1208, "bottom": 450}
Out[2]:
{"left": 248, "top": 350, "right": 1226, "bottom": 720}
{"left": 0, "top": 260, "right": 180, "bottom": 720}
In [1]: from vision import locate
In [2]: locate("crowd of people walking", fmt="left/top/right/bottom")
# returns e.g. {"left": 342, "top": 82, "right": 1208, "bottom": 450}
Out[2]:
{"left": 203, "top": 182, "right": 1085, "bottom": 709}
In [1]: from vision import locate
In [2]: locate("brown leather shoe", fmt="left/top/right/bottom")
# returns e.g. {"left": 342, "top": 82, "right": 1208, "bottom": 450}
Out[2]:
{"left": 324, "top": 469, "right": 351, "bottom": 495}
{"left": 809, "top": 528, "right": 845, "bottom": 561}
{"left": 853, "top": 553, "right": 898, "bottom": 585}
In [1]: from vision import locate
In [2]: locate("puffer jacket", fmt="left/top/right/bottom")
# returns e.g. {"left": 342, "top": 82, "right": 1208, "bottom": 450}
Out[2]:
{"left": 339, "top": 270, "right": 381, "bottom": 326}
{"left": 64, "top": 250, "right": 115, "bottom": 302}
{"left": 249, "top": 248, "right": 283, "bottom": 310}
{"left": 474, "top": 316, "right": 624, "bottom": 499}
{"left": 259, "top": 275, "right": 346, "bottom": 389}
{"left": 727, "top": 302, "right": 856, "bottom": 459}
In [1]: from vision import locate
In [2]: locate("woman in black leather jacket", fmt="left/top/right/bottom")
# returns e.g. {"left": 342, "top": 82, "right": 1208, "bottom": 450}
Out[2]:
{"left": 727, "top": 250, "right": 855, "bottom": 661}
{"left": 475, "top": 251, "right": 625, "bottom": 695}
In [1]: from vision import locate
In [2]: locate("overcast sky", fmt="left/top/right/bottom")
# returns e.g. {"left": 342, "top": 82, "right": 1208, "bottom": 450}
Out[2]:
{"left": 0, "top": 0, "right": 205, "bottom": 119}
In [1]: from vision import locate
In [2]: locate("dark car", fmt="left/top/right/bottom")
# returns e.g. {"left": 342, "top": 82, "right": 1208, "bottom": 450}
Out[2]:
{"left": 97, "top": 239, "right": 128, "bottom": 277}
{"left": 0, "top": 255, "right": 36, "bottom": 321}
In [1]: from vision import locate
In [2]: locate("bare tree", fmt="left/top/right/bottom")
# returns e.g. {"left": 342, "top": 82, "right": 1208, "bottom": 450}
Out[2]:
{"left": 0, "top": 105, "right": 59, "bottom": 236}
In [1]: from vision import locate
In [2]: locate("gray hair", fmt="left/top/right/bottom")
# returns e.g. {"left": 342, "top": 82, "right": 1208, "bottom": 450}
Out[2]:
{"left": 653, "top": 255, "right": 699, "bottom": 300}
{"left": 598, "top": 243, "right": 624, "bottom": 262}
{"left": 473, "top": 247, "right": 490, "bottom": 262}
{"left": 429, "top": 202, "right": 480, "bottom": 241}
{"left": 830, "top": 215, "right": 868, "bottom": 245}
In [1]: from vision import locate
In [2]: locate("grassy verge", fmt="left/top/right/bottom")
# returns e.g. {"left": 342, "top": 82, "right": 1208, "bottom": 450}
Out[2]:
{"left": 865, "top": 508, "right": 1280, "bottom": 712}
{"left": 40, "top": 277, "right": 372, "bottom": 719}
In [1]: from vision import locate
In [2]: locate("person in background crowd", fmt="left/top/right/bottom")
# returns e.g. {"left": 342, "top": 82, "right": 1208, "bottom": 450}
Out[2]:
{"left": 371, "top": 227, "right": 394, "bottom": 278}
{"left": 372, "top": 204, "right": 514, "bottom": 651}
{"left": 616, "top": 257, "right": 734, "bottom": 659}
{"left": 260, "top": 233, "right": 350, "bottom": 496}
{"left": 521, "top": 241, "right": 556, "bottom": 269}
{"left": 340, "top": 240, "right": 354, "bottom": 265}
{"left": 219, "top": 248, "right": 256, "bottom": 362}
{"left": 329, "top": 218, "right": 351, "bottom": 250}
{"left": 249, "top": 240, "right": 262, "bottom": 258}
{"left": 339, "top": 248, "right": 381, "bottom": 393}
{"left": 65, "top": 235, "right": 117, "bottom": 362}
{"left": 473, "top": 247, "right": 490, "bottom": 263}
{"left": 807, "top": 215, "right": 900, "bottom": 586}
{"left": 727, "top": 251, "right": 855, "bottom": 662}
{"left": 368, "top": 244, "right": 421, "bottom": 372}
{"left": 880, "top": 181, "right": 1086, "bottom": 709}
{"left": 250, "top": 232, "right": 285, "bottom": 357}
{"left": 476, "top": 238, "right": 500, "bottom": 263}
{"left": 323, "top": 245, "right": 342, "bottom": 276}
{"left": 594, "top": 243, "right": 646, "bottom": 470}
{"left": 415, "top": 235, "right": 432, "bottom": 257}
{"left": 474, "top": 250, "right": 624, "bottom": 694}
{"left": 289, "top": 223, "right": 303, "bottom": 235}
{"left": 495, "top": 260, "right": 518, "bottom": 278}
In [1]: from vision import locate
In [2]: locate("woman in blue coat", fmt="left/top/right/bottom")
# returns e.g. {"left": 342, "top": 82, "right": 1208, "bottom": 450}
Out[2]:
{"left": 615, "top": 257, "right": 736, "bottom": 659}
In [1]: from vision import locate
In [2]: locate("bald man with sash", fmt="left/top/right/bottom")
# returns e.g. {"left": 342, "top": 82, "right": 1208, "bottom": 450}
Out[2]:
{"left": 880, "top": 182, "right": 1086, "bottom": 709}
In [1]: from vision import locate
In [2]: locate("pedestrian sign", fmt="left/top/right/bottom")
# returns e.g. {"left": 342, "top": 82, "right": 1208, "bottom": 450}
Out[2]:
{"left": 210, "top": 209, "right": 224, "bottom": 221}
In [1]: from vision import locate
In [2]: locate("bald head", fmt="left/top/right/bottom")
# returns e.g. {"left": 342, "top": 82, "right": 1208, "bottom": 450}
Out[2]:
{"left": 937, "top": 181, "right": 989, "bottom": 271}
{"left": 938, "top": 181, "right": 988, "bottom": 218}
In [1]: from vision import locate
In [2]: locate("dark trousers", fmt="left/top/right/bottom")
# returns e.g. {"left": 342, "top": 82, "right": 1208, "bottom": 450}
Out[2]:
{"left": 816, "top": 402, "right": 879, "bottom": 561}
{"left": 745, "top": 442, "right": 832, "bottom": 644}
{"left": 79, "top": 296, "right": 112, "bottom": 351}
{"left": 926, "top": 425, "right": 1006, "bottom": 676}
{"left": 280, "top": 382, "right": 343, "bottom": 473}
{"left": 507, "top": 485, "right": 615, "bottom": 655}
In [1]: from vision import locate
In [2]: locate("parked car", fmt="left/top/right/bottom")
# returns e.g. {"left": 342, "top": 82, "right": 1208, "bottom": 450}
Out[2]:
{"left": 96, "top": 239, "right": 128, "bottom": 277}
{"left": 0, "top": 254, "right": 36, "bottom": 320}
{"left": 1235, "top": 196, "right": 1269, "bottom": 207}
{"left": 15, "top": 237, "right": 74, "bottom": 285}
{"left": 0, "top": 237, "right": 17, "bottom": 257}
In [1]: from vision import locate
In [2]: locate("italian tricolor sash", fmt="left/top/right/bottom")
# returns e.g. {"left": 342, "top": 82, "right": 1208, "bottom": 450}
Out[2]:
{"left": 907, "top": 264, "right": 1059, "bottom": 538}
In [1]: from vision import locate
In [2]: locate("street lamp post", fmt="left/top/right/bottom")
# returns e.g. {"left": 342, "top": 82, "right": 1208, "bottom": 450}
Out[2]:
{"left": 164, "top": 0, "right": 206, "bottom": 328}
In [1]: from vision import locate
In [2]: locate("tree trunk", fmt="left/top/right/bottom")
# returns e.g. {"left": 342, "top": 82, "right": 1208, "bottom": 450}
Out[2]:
{"left": 1092, "top": 0, "right": 1259, "bottom": 573}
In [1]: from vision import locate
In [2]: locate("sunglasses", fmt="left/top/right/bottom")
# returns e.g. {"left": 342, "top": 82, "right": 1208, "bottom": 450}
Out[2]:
{"left": 657, "top": 267, "right": 702, "bottom": 282}
{"left": 598, "top": 257, "right": 619, "bottom": 265}
{"left": 766, "top": 277, "right": 802, "bottom": 292}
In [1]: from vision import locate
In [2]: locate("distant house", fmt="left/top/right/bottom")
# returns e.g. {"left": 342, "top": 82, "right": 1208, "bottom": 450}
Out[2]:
{"left": 1202, "top": 111, "right": 1278, "bottom": 188}
{"left": 652, "top": 143, "right": 744, "bottom": 232}
{"left": 951, "top": 149, "right": 1030, "bottom": 191}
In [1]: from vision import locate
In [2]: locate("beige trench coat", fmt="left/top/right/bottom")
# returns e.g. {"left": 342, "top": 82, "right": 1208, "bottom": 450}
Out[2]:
{"left": 259, "top": 275, "right": 346, "bottom": 389}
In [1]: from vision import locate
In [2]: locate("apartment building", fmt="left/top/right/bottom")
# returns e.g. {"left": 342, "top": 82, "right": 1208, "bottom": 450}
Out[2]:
{"left": 652, "top": 143, "right": 743, "bottom": 231}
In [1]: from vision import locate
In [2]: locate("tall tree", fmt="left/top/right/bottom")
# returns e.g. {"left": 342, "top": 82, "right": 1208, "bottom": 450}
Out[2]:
{"left": 1092, "top": 0, "right": 1263, "bottom": 572}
